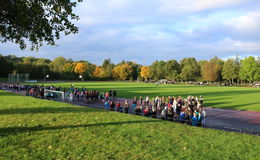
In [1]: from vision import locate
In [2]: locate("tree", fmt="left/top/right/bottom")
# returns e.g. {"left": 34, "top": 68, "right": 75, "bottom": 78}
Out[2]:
{"left": 222, "top": 58, "right": 240, "bottom": 83}
{"left": 201, "top": 61, "right": 221, "bottom": 82}
{"left": 0, "top": 55, "right": 13, "bottom": 77}
{"left": 101, "top": 59, "right": 114, "bottom": 79}
{"left": 62, "top": 62, "right": 76, "bottom": 79}
{"left": 92, "top": 66, "right": 102, "bottom": 79}
{"left": 180, "top": 58, "right": 200, "bottom": 81}
{"left": 0, "top": 0, "right": 82, "bottom": 50}
{"left": 165, "top": 60, "right": 181, "bottom": 80}
{"left": 210, "top": 57, "right": 224, "bottom": 81}
{"left": 83, "top": 61, "right": 96, "bottom": 79}
{"left": 239, "top": 56, "right": 257, "bottom": 82}
{"left": 125, "top": 61, "right": 140, "bottom": 80}
{"left": 254, "top": 57, "right": 260, "bottom": 81}
{"left": 140, "top": 66, "right": 150, "bottom": 81}
{"left": 150, "top": 60, "right": 166, "bottom": 80}
{"left": 74, "top": 62, "right": 87, "bottom": 76}
{"left": 49, "top": 57, "right": 67, "bottom": 73}
{"left": 112, "top": 64, "right": 133, "bottom": 81}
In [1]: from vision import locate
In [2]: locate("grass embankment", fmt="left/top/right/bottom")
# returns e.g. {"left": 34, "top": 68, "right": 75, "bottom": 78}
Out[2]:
{"left": 41, "top": 82, "right": 260, "bottom": 111}
{"left": 0, "top": 90, "right": 259, "bottom": 159}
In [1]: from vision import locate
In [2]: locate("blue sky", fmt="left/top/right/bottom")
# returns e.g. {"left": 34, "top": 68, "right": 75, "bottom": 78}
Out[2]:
{"left": 1, "top": 0, "right": 260, "bottom": 65}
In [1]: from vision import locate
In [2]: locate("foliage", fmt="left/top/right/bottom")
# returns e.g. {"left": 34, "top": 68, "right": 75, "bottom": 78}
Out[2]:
{"left": 165, "top": 60, "right": 181, "bottom": 80}
{"left": 1, "top": 54, "right": 260, "bottom": 82}
{"left": 140, "top": 66, "right": 150, "bottom": 81}
{"left": 0, "top": 54, "right": 14, "bottom": 77}
{"left": 253, "top": 57, "right": 260, "bottom": 81}
{"left": 180, "top": 58, "right": 200, "bottom": 81}
{"left": 150, "top": 61, "right": 166, "bottom": 80}
{"left": 101, "top": 59, "right": 114, "bottom": 79}
{"left": 210, "top": 57, "right": 224, "bottom": 81}
{"left": 239, "top": 56, "right": 257, "bottom": 82}
{"left": 202, "top": 61, "right": 221, "bottom": 82}
{"left": 74, "top": 62, "right": 87, "bottom": 76}
{"left": 62, "top": 62, "right": 76, "bottom": 79}
{"left": 0, "top": 0, "right": 82, "bottom": 50}
{"left": 92, "top": 66, "right": 102, "bottom": 79}
{"left": 49, "top": 57, "right": 68, "bottom": 73}
{"left": 222, "top": 58, "right": 240, "bottom": 82}
{"left": 112, "top": 64, "right": 134, "bottom": 80}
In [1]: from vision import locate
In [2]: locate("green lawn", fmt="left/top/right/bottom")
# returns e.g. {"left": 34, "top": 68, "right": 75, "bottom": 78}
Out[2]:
{"left": 0, "top": 90, "right": 259, "bottom": 160}
{"left": 41, "top": 82, "right": 260, "bottom": 111}
{"left": 0, "top": 77, "right": 8, "bottom": 82}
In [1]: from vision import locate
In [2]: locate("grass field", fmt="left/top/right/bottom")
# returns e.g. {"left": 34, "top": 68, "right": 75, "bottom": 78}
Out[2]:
{"left": 41, "top": 82, "right": 260, "bottom": 111}
{"left": 0, "top": 90, "right": 260, "bottom": 160}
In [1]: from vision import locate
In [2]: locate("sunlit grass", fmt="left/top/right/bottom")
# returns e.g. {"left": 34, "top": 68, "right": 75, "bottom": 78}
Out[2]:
{"left": 0, "top": 90, "right": 259, "bottom": 159}
{"left": 41, "top": 82, "right": 260, "bottom": 111}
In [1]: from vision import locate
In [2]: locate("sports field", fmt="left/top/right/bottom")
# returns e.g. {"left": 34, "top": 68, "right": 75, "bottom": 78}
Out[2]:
{"left": 0, "top": 90, "right": 259, "bottom": 159}
{"left": 43, "top": 82, "right": 260, "bottom": 111}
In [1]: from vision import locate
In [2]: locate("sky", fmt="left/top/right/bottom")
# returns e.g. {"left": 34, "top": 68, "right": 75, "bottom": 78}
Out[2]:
{"left": 1, "top": 0, "right": 260, "bottom": 65}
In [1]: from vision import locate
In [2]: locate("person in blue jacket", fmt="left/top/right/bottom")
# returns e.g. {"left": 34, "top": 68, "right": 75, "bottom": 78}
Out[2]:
{"left": 104, "top": 101, "right": 110, "bottom": 110}
{"left": 132, "top": 102, "right": 137, "bottom": 112}
{"left": 192, "top": 113, "right": 198, "bottom": 126}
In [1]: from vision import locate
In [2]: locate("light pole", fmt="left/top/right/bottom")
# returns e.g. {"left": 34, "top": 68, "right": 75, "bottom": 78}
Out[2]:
{"left": 44, "top": 74, "right": 49, "bottom": 82}
{"left": 79, "top": 75, "right": 83, "bottom": 81}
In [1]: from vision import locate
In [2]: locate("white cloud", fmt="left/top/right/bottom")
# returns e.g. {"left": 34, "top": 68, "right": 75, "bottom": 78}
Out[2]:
{"left": 224, "top": 12, "right": 260, "bottom": 39}
{"left": 159, "top": 0, "right": 254, "bottom": 14}
{"left": 1, "top": 0, "right": 260, "bottom": 65}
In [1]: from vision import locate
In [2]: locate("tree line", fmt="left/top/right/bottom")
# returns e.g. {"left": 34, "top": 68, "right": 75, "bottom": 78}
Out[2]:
{"left": 0, "top": 54, "right": 259, "bottom": 83}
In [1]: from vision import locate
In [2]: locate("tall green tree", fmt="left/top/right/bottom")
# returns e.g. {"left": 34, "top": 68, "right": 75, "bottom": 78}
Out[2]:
{"left": 254, "top": 57, "right": 260, "bottom": 81}
{"left": 62, "top": 62, "right": 76, "bottom": 79}
{"left": 180, "top": 58, "right": 200, "bottom": 81}
{"left": 0, "top": 0, "right": 82, "bottom": 50}
{"left": 0, "top": 55, "right": 13, "bottom": 77}
{"left": 165, "top": 60, "right": 181, "bottom": 80}
{"left": 50, "top": 57, "right": 67, "bottom": 73}
{"left": 222, "top": 58, "right": 240, "bottom": 83}
{"left": 239, "top": 56, "right": 257, "bottom": 82}
{"left": 210, "top": 57, "right": 224, "bottom": 81}
{"left": 101, "top": 59, "right": 114, "bottom": 79}
{"left": 150, "top": 61, "right": 166, "bottom": 80}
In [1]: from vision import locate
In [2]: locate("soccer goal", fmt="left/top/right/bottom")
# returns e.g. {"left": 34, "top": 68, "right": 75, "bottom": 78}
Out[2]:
{"left": 44, "top": 89, "right": 65, "bottom": 101}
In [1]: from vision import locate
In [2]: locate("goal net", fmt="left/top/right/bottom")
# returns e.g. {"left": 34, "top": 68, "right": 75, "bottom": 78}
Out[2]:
{"left": 44, "top": 89, "right": 65, "bottom": 101}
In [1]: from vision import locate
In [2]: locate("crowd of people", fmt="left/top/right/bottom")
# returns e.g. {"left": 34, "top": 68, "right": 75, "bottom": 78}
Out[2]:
{"left": 0, "top": 83, "right": 117, "bottom": 103}
{"left": 253, "top": 82, "right": 260, "bottom": 88}
{"left": 104, "top": 95, "right": 206, "bottom": 127}
{"left": 1, "top": 83, "right": 206, "bottom": 127}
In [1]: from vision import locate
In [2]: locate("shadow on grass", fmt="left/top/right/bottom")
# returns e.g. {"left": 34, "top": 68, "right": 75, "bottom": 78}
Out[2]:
{"left": 205, "top": 102, "right": 260, "bottom": 110}
{"left": 0, "top": 120, "right": 163, "bottom": 136}
{"left": 119, "top": 89, "right": 260, "bottom": 99}
{"left": 0, "top": 91, "right": 20, "bottom": 96}
{"left": 0, "top": 107, "right": 102, "bottom": 115}
{"left": 220, "top": 102, "right": 260, "bottom": 110}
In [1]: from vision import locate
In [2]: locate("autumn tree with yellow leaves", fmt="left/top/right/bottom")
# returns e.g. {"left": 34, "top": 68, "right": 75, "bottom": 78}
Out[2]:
{"left": 140, "top": 66, "right": 150, "bottom": 81}
{"left": 74, "top": 62, "right": 87, "bottom": 76}
{"left": 201, "top": 61, "right": 221, "bottom": 82}
{"left": 112, "top": 64, "right": 133, "bottom": 80}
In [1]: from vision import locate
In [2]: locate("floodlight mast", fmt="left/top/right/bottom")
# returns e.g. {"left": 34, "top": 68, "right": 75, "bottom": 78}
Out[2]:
{"left": 44, "top": 74, "right": 49, "bottom": 82}
{"left": 79, "top": 75, "right": 83, "bottom": 81}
